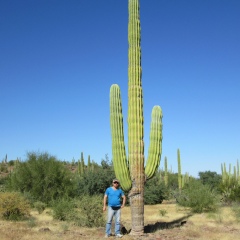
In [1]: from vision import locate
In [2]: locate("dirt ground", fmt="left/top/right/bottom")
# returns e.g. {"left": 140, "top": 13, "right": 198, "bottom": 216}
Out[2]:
{"left": 0, "top": 203, "right": 240, "bottom": 240}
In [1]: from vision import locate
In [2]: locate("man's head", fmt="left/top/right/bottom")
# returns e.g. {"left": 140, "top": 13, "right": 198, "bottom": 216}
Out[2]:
{"left": 112, "top": 179, "right": 120, "bottom": 187}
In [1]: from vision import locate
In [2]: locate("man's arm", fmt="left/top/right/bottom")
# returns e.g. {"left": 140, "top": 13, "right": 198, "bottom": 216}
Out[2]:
{"left": 103, "top": 194, "right": 107, "bottom": 211}
{"left": 121, "top": 195, "right": 126, "bottom": 208}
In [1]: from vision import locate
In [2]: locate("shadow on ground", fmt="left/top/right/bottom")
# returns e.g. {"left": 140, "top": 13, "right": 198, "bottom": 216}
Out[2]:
{"left": 143, "top": 214, "right": 193, "bottom": 233}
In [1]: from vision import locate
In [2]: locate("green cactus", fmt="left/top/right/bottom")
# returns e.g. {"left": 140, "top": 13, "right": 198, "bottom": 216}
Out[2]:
{"left": 177, "top": 149, "right": 182, "bottom": 191}
{"left": 87, "top": 155, "right": 91, "bottom": 171}
{"left": 110, "top": 0, "right": 163, "bottom": 235}
{"left": 78, "top": 152, "right": 85, "bottom": 176}
{"left": 164, "top": 156, "right": 168, "bottom": 187}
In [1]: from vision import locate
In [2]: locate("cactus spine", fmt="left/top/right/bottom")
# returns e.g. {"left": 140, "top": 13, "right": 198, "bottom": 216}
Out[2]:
{"left": 110, "top": 0, "right": 163, "bottom": 235}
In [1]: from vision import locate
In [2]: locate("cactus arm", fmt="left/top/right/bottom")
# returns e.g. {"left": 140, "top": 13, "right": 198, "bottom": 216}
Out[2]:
{"left": 145, "top": 106, "right": 163, "bottom": 179}
{"left": 110, "top": 84, "right": 131, "bottom": 191}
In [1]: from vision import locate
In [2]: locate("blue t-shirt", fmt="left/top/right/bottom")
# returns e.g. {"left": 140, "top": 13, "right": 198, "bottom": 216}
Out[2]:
{"left": 105, "top": 187, "right": 124, "bottom": 207}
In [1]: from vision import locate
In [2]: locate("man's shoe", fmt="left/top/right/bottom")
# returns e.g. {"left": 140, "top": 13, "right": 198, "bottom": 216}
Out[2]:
{"left": 105, "top": 234, "right": 110, "bottom": 238}
{"left": 116, "top": 234, "right": 123, "bottom": 238}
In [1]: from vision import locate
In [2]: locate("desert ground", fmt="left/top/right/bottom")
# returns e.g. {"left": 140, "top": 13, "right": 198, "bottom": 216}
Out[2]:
{"left": 0, "top": 201, "right": 240, "bottom": 240}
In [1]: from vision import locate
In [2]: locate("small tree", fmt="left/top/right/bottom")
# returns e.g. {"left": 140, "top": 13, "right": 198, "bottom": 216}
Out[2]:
{"left": 176, "top": 179, "right": 220, "bottom": 213}
{"left": 7, "top": 152, "right": 75, "bottom": 204}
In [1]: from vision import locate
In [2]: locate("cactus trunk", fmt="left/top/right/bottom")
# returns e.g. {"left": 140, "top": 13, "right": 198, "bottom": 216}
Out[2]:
{"left": 110, "top": 0, "right": 163, "bottom": 235}
{"left": 127, "top": 0, "right": 145, "bottom": 234}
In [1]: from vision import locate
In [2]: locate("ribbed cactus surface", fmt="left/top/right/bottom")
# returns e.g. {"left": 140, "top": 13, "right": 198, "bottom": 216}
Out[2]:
{"left": 110, "top": 0, "right": 163, "bottom": 235}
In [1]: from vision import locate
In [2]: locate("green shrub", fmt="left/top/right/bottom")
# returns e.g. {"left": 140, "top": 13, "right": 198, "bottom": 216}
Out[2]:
{"left": 0, "top": 192, "right": 30, "bottom": 220}
{"left": 27, "top": 217, "right": 37, "bottom": 228}
{"left": 231, "top": 202, "right": 240, "bottom": 222}
{"left": 0, "top": 162, "right": 8, "bottom": 173}
{"left": 75, "top": 195, "right": 105, "bottom": 227}
{"left": 229, "top": 186, "right": 240, "bottom": 203}
{"left": 7, "top": 152, "right": 76, "bottom": 204}
{"left": 144, "top": 176, "right": 169, "bottom": 205}
{"left": 76, "top": 169, "right": 115, "bottom": 196}
{"left": 34, "top": 201, "right": 46, "bottom": 214}
{"left": 175, "top": 179, "right": 220, "bottom": 213}
{"left": 51, "top": 198, "right": 75, "bottom": 221}
{"left": 207, "top": 210, "right": 223, "bottom": 223}
{"left": 8, "top": 160, "right": 15, "bottom": 166}
{"left": 159, "top": 209, "right": 167, "bottom": 216}
{"left": 51, "top": 195, "right": 105, "bottom": 227}
{"left": 0, "top": 176, "right": 8, "bottom": 193}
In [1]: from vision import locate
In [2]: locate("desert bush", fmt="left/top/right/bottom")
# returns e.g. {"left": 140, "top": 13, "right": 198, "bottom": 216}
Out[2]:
{"left": 0, "top": 161, "right": 8, "bottom": 173}
{"left": 0, "top": 176, "right": 8, "bottom": 192}
{"left": 229, "top": 186, "right": 240, "bottom": 203}
{"left": 52, "top": 195, "right": 105, "bottom": 227}
{"left": 175, "top": 179, "right": 220, "bottom": 213}
{"left": 0, "top": 192, "right": 30, "bottom": 220}
{"left": 144, "top": 176, "right": 169, "bottom": 205}
{"left": 231, "top": 202, "right": 240, "bottom": 222}
{"left": 8, "top": 160, "right": 15, "bottom": 166}
{"left": 159, "top": 209, "right": 167, "bottom": 216}
{"left": 75, "top": 195, "right": 105, "bottom": 227}
{"left": 76, "top": 168, "right": 115, "bottom": 196}
{"left": 34, "top": 201, "right": 46, "bottom": 214}
{"left": 167, "top": 172, "right": 179, "bottom": 190}
{"left": 207, "top": 210, "right": 223, "bottom": 223}
{"left": 52, "top": 198, "right": 75, "bottom": 221}
{"left": 27, "top": 217, "right": 37, "bottom": 228}
{"left": 198, "top": 171, "right": 222, "bottom": 192}
{"left": 7, "top": 152, "right": 76, "bottom": 204}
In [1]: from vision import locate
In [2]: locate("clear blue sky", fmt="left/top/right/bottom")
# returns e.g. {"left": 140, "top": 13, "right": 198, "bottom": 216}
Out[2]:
{"left": 1, "top": 0, "right": 239, "bottom": 177}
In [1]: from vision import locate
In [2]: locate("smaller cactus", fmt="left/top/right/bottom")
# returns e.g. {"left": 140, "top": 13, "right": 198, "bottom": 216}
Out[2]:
{"left": 177, "top": 149, "right": 182, "bottom": 191}
{"left": 164, "top": 156, "right": 168, "bottom": 186}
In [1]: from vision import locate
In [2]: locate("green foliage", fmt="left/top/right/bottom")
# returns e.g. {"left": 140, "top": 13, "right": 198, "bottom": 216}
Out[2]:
{"left": 144, "top": 176, "right": 169, "bottom": 205}
{"left": 228, "top": 185, "right": 240, "bottom": 203}
{"left": 7, "top": 152, "right": 75, "bottom": 204}
{"left": 8, "top": 160, "right": 15, "bottom": 166}
{"left": 34, "top": 201, "right": 46, "bottom": 214}
{"left": 175, "top": 179, "right": 220, "bottom": 213}
{"left": 0, "top": 192, "right": 30, "bottom": 220}
{"left": 206, "top": 210, "right": 223, "bottom": 223}
{"left": 231, "top": 202, "right": 240, "bottom": 222}
{"left": 27, "top": 217, "right": 37, "bottom": 228}
{"left": 52, "top": 195, "right": 105, "bottom": 227}
{"left": 51, "top": 198, "right": 75, "bottom": 221}
{"left": 74, "top": 195, "right": 105, "bottom": 227}
{"left": 0, "top": 176, "right": 8, "bottom": 192}
{"left": 167, "top": 172, "right": 179, "bottom": 190}
{"left": 77, "top": 166, "right": 115, "bottom": 196}
{"left": 0, "top": 161, "right": 8, "bottom": 173}
{"left": 101, "top": 154, "right": 113, "bottom": 170}
{"left": 159, "top": 209, "right": 167, "bottom": 216}
{"left": 198, "top": 171, "right": 222, "bottom": 191}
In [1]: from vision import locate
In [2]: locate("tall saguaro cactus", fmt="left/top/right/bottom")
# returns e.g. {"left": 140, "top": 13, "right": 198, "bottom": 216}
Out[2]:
{"left": 110, "top": 0, "right": 163, "bottom": 235}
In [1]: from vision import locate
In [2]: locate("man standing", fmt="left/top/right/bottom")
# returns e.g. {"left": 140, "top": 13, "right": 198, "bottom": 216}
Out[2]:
{"left": 103, "top": 179, "right": 126, "bottom": 238}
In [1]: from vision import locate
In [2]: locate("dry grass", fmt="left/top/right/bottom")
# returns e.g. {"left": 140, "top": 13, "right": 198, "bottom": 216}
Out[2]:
{"left": 0, "top": 202, "right": 240, "bottom": 240}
